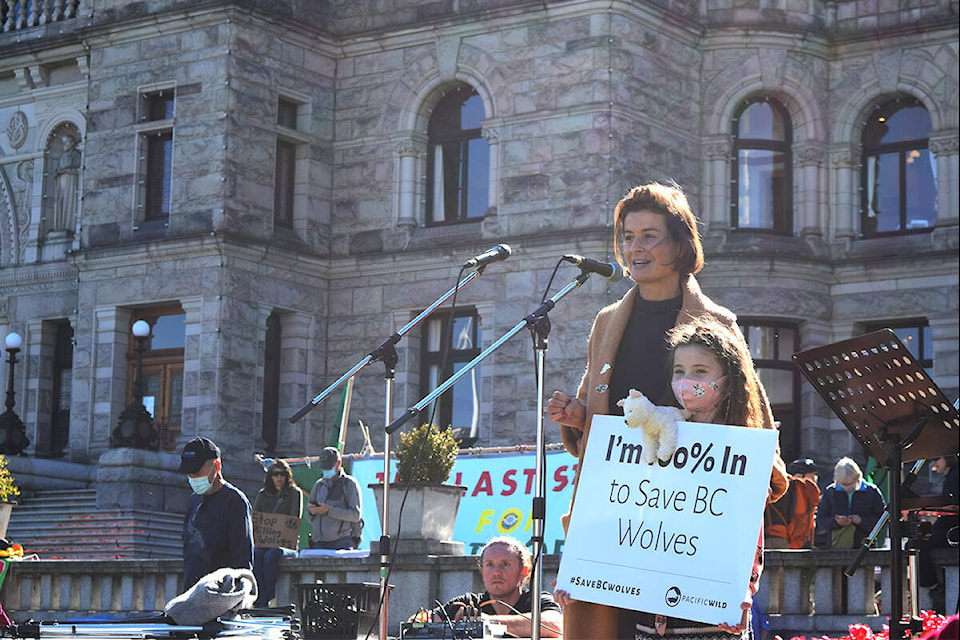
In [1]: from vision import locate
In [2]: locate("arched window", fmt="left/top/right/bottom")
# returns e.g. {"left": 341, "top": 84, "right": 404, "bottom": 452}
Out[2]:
{"left": 426, "top": 85, "right": 489, "bottom": 225}
{"left": 731, "top": 98, "right": 793, "bottom": 233}
{"left": 860, "top": 97, "right": 935, "bottom": 236}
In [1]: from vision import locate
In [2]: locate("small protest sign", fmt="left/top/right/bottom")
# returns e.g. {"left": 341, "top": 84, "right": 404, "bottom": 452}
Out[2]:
{"left": 252, "top": 511, "right": 301, "bottom": 549}
{"left": 556, "top": 415, "right": 777, "bottom": 626}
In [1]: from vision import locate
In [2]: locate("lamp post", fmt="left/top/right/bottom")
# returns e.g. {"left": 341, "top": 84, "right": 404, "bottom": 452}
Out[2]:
{"left": 0, "top": 332, "right": 30, "bottom": 455}
{"left": 110, "top": 320, "right": 158, "bottom": 450}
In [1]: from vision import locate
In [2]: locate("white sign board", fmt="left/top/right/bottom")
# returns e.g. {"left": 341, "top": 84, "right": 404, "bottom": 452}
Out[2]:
{"left": 556, "top": 415, "right": 777, "bottom": 626}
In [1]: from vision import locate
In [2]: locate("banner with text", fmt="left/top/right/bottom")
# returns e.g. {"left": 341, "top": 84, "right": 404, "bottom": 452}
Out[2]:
{"left": 555, "top": 415, "right": 776, "bottom": 626}
{"left": 351, "top": 448, "right": 578, "bottom": 555}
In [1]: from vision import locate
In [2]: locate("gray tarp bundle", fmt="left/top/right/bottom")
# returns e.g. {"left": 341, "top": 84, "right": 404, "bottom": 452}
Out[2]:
{"left": 164, "top": 567, "right": 258, "bottom": 626}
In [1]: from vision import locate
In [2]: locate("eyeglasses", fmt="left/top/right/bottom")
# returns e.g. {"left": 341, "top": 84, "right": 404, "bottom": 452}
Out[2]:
{"left": 619, "top": 232, "right": 668, "bottom": 251}
{"left": 270, "top": 471, "right": 288, "bottom": 477}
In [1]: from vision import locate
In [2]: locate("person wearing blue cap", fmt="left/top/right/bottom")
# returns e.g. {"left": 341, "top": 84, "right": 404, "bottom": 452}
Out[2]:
{"left": 306, "top": 447, "right": 363, "bottom": 549}
{"left": 179, "top": 436, "right": 254, "bottom": 589}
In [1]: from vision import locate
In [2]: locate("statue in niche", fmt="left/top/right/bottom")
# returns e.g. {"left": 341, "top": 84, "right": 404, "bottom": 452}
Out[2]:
{"left": 52, "top": 131, "right": 81, "bottom": 233}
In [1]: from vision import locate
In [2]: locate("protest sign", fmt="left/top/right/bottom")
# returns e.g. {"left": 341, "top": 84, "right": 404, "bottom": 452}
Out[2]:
{"left": 555, "top": 415, "right": 777, "bottom": 626}
{"left": 351, "top": 447, "right": 577, "bottom": 554}
{"left": 252, "top": 511, "right": 301, "bottom": 549}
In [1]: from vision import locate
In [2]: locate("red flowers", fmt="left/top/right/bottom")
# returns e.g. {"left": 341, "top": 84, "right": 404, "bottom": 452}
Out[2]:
{"left": 787, "top": 611, "right": 952, "bottom": 640}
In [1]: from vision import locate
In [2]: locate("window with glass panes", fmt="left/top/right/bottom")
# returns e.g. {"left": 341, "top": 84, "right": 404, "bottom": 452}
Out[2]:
{"left": 731, "top": 98, "right": 793, "bottom": 233}
{"left": 139, "top": 90, "right": 175, "bottom": 224}
{"left": 740, "top": 321, "right": 800, "bottom": 462}
{"left": 860, "top": 97, "right": 935, "bottom": 236}
{"left": 419, "top": 310, "right": 482, "bottom": 443}
{"left": 275, "top": 98, "right": 302, "bottom": 228}
{"left": 426, "top": 85, "right": 489, "bottom": 225}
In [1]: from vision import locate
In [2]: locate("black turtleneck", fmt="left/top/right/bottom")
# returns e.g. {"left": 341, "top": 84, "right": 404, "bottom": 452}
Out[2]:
{"left": 607, "top": 292, "right": 682, "bottom": 414}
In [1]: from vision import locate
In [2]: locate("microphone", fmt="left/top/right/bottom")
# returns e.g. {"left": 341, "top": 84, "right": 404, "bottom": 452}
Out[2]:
{"left": 563, "top": 254, "right": 624, "bottom": 282}
{"left": 463, "top": 244, "right": 512, "bottom": 269}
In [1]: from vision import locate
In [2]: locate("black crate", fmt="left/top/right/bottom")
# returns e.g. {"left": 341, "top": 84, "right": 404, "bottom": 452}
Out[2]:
{"left": 295, "top": 582, "right": 386, "bottom": 639}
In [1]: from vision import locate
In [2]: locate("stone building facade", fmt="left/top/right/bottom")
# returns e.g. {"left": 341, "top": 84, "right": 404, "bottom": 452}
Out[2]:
{"left": 0, "top": 0, "right": 957, "bottom": 506}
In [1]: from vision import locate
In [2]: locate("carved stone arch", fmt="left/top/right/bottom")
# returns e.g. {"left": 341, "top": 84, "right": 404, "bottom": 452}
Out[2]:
{"left": 37, "top": 111, "right": 85, "bottom": 153}
{"left": 387, "top": 36, "right": 502, "bottom": 135}
{"left": 830, "top": 49, "right": 955, "bottom": 143}
{"left": 398, "top": 71, "right": 496, "bottom": 134}
{"left": 703, "top": 76, "right": 825, "bottom": 146}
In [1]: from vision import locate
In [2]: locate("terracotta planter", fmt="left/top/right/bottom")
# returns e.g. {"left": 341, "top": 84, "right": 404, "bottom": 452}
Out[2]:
{"left": 369, "top": 483, "right": 467, "bottom": 555}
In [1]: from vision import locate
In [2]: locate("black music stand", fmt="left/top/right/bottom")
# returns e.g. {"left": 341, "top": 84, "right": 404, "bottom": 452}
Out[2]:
{"left": 793, "top": 329, "right": 959, "bottom": 640}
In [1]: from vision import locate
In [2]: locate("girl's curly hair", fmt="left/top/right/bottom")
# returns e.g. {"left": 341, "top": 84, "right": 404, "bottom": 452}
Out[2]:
{"left": 666, "top": 316, "right": 765, "bottom": 429}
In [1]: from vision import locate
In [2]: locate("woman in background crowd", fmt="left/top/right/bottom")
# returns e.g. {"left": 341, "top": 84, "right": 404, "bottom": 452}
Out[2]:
{"left": 815, "top": 456, "right": 885, "bottom": 550}
{"left": 251, "top": 459, "right": 304, "bottom": 608}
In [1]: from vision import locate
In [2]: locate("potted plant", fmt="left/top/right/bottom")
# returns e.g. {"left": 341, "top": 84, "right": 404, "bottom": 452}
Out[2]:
{"left": 0, "top": 454, "right": 21, "bottom": 539}
{"left": 369, "top": 423, "right": 467, "bottom": 555}
{"left": 394, "top": 422, "right": 458, "bottom": 483}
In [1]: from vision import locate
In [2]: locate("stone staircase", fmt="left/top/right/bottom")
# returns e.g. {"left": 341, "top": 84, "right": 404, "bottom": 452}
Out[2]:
{"left": 4, "top": 489, "right": 183, "bottom": 560}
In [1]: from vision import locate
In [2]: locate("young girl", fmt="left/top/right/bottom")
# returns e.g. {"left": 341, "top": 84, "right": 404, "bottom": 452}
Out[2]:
{"left": 653, "top": 316, "right": 775, "bottom": 638}
{"left": 556, "top": 316, "right": 784, "bottom": 639}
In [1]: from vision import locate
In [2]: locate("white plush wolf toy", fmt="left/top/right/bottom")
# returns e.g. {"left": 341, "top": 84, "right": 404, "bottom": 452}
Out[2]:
{"left": 617, "top": 389, "right": 686, "bottom": 464}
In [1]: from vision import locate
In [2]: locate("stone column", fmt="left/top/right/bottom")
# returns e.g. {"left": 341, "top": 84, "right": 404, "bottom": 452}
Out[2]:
{"left": 278, "top": 311, "right": 314, "bottom": 455}
{"left": 93, "top": 306, "right": 134, "bottom": 450}
{"left": 396, "top": 140, "right": 418, "bottom": 229}
{"left": 482, "top": 126, "right": 500, "bottom": 217}
{"left": 701, "top": 135, "right": 732, "bottom": 234}
{"left": 929, "top": 133, "right": 958, "bottom": 227}
{"left": 830, "top": 144, "right": 859, "bottom": 241}
{"left": 794, "top": 142, "right": 826, "bottom": 238}
{"left": 177, "top": 297, "right": 205, "bottom": 448}
{"left": 23, "top": 319, "right": 47, "bottom": 456}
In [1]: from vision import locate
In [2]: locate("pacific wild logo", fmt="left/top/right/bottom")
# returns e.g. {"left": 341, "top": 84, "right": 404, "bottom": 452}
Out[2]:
{"left": 665, "top": 586, "right": 681, "bottom": 607}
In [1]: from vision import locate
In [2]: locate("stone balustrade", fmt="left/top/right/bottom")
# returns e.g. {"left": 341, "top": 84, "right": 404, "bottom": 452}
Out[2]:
{"left": 2, "top": 550, "right": 956, "bottom": 637}
{"left": 758, "top": 548, "right": 958, "bottom": 636}
{"left": 1, "top": 0, "right": 80, "bottom": 32}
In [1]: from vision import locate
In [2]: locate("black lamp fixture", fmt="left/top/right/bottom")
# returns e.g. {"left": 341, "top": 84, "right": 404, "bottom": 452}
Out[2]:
{"left": 110, "top": 320, "right": 159, "bottom": 450}
{"left": 0, "top": 332, "right": 30, "bottom": 455}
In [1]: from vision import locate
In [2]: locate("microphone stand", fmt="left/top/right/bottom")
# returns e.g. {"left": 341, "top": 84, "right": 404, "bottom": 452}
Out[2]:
{"left": 288, "top": 267, "right": 487, "bottom": 640}
{"left": 386, "top": 269, "right": 593, "bottom": 640}
{"left": 527, "top": 296, "right": 551, "bottom": 640}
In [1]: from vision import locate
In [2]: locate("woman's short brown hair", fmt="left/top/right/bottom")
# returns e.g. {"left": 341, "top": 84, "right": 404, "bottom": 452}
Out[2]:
{"left": 613, "top": 181, "right": 704, "bottom": 276}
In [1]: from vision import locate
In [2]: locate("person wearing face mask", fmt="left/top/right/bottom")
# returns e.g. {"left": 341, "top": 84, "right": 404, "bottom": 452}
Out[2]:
{"left": 179, "top": 437, "right": 254, "bottom": 590}
{"left": 815, "top": 456, "right": 886, "bottom": 550}
{"left": 545, "top": 181, "right": 788, "bottom": 640}
{"left": 306, "top": 447, "right": 363, "bottom": 550}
